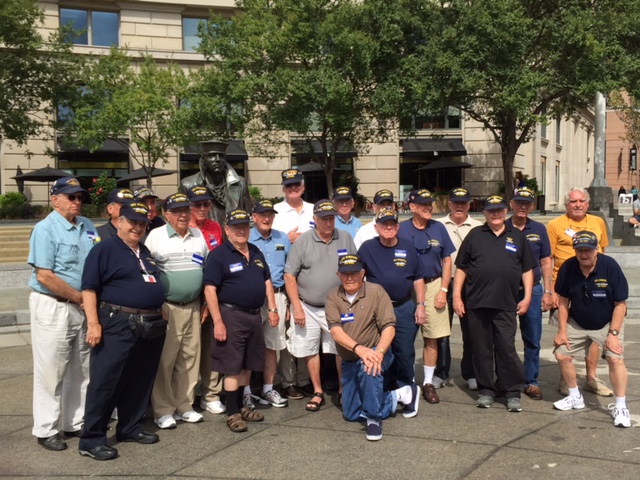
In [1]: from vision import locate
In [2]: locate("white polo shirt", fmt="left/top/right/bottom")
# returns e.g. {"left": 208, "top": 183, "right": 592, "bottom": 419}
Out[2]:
{"left": 272, "top": 199, "right": 315, "bottom": 235}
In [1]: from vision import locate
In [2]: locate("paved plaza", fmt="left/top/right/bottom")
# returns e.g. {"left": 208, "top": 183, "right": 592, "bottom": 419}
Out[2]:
{"left": 0, "top": 316, "right": 638, "bottom": 479}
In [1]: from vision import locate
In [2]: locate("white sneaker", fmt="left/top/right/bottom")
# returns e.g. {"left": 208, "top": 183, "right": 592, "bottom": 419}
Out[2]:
{"left": 466, "top": 378, "right": 478, "bottom": 390}
{"left": 154, "top": 414, "right": 177, "bottom": 429}
{"left": 200, "top": 400, "right": 226, "bottom": 414}
{"left": 243, "top": 393, "right": 256, "bottom": 411}
{"left": 553, "top": 394, "right": 585, "bottom": 411}
{"left": 608, "top": 404, "right": 632, "bottom": 428}
{"left": 259, "top": 389, "right": 288, "bottom": 408}
{"left": 173, "top": 410, "right": 203, "bottom": 423}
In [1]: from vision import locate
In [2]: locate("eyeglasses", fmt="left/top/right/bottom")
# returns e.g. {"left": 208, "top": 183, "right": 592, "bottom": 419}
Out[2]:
{"left": 412, "top": 231, "right": 432, "bottom": 255}
{"left": 65, "top": 194, "right": 84, "bottom": 202}
{"left": 285, "top": 182, "right": 302, "bottom": 188}
{"left": 192, "top": 201, "right": 212, "bottom": 209}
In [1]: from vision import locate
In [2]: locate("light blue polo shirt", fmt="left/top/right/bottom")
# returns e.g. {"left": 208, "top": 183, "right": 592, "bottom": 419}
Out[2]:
{"left": 249, "top": 227, "right": 291, "bottom": 288}
{"left": 335, "top": 214, "right": 362, "bottom": 240}
{"left": 28, "top": 210, "right": 99, "bottom": 293}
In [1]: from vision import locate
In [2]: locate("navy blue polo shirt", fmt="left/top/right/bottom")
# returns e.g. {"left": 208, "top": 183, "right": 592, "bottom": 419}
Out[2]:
{"left": 506, "top": 217, "right": 551, "bottom": 284}
{"left": 204, "top": 241, "right": 271, "bottom": 309}
{"left": 358, "top": 237, "right": 425, "bottom": 302}
{"left": 397, "top": 219, "right": 456, "bottom": 279}
{"left": 555, "top": 254, "right": 628, "bottom": 330}
{"left": 82, "top": 235, "right": 165, "bottom": 310}
{"left": 455, "top": 223, "right": 536, "bottom": 311}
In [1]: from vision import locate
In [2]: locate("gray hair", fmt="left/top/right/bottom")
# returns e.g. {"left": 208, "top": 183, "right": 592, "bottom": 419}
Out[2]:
{"left": 563, "top": 187, "right": 590, "bottom": 205}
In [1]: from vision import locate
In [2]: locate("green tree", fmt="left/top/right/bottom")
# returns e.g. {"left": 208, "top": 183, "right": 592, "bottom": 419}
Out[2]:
{"left": 58, "top": 48, "right": 219, "bottom": 187}
{"left": 380, "top": 0, "right": 640, "bottom": 201}
{"left": 0, "top": 0, "right": 77, "bottom": 147}
{"left": 196, "top": 0, "right": 398, "bottom": 194}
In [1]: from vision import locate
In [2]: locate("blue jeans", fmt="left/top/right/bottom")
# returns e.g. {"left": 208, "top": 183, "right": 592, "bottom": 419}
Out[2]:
{"left": 389, "top": 300, "right": 419, "bottom": 387}
{"left": 341, "top": 350, "right": 398, "bottom": 422}
{"left": 518, "top": 283, "right": 543, "bottom": 387}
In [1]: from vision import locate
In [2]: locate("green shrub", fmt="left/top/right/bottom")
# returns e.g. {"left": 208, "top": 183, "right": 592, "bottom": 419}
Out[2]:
{"left": 81, "top": 204, "right": 102, "bottom": 219}
{"left": 89, "top": 172, "right": 118, "bottom": 207}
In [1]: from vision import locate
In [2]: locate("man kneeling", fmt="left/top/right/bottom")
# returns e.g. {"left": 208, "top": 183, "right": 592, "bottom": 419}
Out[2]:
{"left": 325, "top": 255, "right": 420, "bottom": 441}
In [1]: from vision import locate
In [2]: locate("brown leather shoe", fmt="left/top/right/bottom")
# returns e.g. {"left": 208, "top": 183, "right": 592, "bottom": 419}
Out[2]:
{"left": 283, "top": 386, "right": 304, "bottom": 400}
{"left": 422, "top": 383, "right": 440, "bottom": 404}
{"left": 524, "top": 385, "right": 543, "bottom": 400}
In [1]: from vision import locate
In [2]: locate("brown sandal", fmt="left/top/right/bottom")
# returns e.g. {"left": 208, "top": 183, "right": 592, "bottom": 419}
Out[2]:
{"left": 305, "top": 392, "right": 325, "bottom": 412}
{"left": 240, "top": 407, "right": 264, "bottom": 422}
{"left": 227, "top": 413, "right": 247, "bottom": 432}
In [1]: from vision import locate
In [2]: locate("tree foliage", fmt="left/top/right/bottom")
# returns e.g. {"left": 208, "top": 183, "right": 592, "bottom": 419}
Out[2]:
{"left": 0, "top": 0, "right": 77, "bottom": 146}
{"left": 58, "top": 48, "right": 224, "bottom": 187}
{"left": 197, "top": 0, "right": 398, "bottom": 193}
{"left": 374, "top": 0, "right": 640, "bottom": 201}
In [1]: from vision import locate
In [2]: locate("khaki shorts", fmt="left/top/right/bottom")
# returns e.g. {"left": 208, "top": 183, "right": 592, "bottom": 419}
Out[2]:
{"left": 261, "top": 291, "right": 288, "bottom": 351}
{"left": 421, "top": 277, "right": 451, "bottom": 339}
{"left": 553, "top": 317, "right": 624, "bottom": 359}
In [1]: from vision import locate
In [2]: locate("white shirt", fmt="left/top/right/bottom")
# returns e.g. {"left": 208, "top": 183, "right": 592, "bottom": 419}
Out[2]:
{"left": 272, "top": 200, "right": 315, "bottom": 235}
{"left": 354, "top": 221, "right": 377, "bottom": 250}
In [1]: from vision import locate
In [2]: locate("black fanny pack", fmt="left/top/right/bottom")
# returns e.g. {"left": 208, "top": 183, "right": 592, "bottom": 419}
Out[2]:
{"left": 128, "top": 313, "right": 168, "bottom": 339}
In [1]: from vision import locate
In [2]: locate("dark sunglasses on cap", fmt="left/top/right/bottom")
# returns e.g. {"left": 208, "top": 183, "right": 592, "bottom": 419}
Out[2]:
{"left": 192, "top": 201, "right": 212, "bottom": 209}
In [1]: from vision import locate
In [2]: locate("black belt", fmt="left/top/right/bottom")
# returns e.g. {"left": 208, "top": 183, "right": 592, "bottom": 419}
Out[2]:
{"left": 391, "top": 296, "right": 412, "bottom": 307}
{"left": 220, "top": 303, "right": 260, "bottom": 315}
{"left": 165, "top": 298, "right": 197, "bottom": 307}
{"left": 300, "top": 298, "right": 324, "bottom": 308}
{"left": 424, "top": 276, "right": 440, "bottom": 283}
{"left": 40, "top": 292, "right": 72, "bottom": 303}
{"left": 100, "top": 302, "right": 161, "bottom": 315}
{"left": 273, "top": 286, "right": 286, "bottom": 294}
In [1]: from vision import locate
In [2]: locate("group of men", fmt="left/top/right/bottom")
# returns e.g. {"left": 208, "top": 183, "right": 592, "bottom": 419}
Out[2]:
{"left": 27, "top": 168, "right": 633, "bottom": 457}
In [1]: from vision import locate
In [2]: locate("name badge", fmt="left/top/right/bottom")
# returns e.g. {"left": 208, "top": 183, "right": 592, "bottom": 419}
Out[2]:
{"left": 337, "top": 249, "right": 348, "bottom": 257}
{"left": 395, "top": 249, "right": 407, "bottom": 258}
{"left": 87, "top": 231, "right": 100, "bottom": 243}
{"left": 565, "top": 228, "right": 576, "bottom": 238}
{"left": 340, "top": 312, "right": 355, "bottom": 324}
{"left": 192, "top": 254, "right": 204, "bottom": 266}
{"left": 505, "top": 244, "right": 517, "bottom": 253}
{"left": 229, "top": 262, "right": 244, "bottom": 273}
{"left": 142, "top": 274, "right": 157, "bottom": 283}
{"left": 592, "top": 290, "right": 606, "bottom": 298}
{"left": 309, "top": 221, "right": 316, "bottom": 229}
{"left": 208, "top": 236, "right": 218, "bottom": 248}
{"left": 275, "top": 244, "right": 285, "bottom": 251}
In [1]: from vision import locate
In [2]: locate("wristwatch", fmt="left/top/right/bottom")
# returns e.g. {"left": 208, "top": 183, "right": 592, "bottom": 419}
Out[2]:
{"left": 608, "top": 329, "right": 619, "bottom": 336}
{"left": 268, "top": 308, "right": 278, "bottom": 313}
{"left": 441, "top": 287, "right": 448, "bottom": 293}
{"left": 417, "top": 301, "right": 427, "bottom": 307}
{"left": 544, "top": 290, "right": 553, "bottom": 295}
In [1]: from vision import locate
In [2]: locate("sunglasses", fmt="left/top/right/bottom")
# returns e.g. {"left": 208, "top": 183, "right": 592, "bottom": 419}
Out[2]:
{"left": 192, "top": 201, "right": 212, "bottom": 209}
{"left": 582, "top": 283, "right": 592, "bottom": 303}
{"left": 65, "top": 194, "right": 84, "bottom": 202}
{"left": 412, "top": 231, "right": 432, "bottom": 255}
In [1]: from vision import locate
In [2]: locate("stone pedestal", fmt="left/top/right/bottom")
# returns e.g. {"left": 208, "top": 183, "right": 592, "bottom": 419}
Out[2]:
{"left": 587, "top": 186, "right": 613, "bottom": 211}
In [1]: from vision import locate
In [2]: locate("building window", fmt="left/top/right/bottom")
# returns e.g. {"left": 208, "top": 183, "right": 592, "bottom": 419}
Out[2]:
{"left": 183, "top": 18, "right": 206, "bottom": 51}
{"left": 556, "top": 118, "right": 561, "bottom": 145}
{"left": 60, "top": 8, "right": 119, "bottom": 47}
{"left": 401, "top": 107, "right": 461, "bottom": 131}
{"left": 540, "top": 106, "right": 547, "bottom": 139}
{"left": 555, "top": 160, "right": 561, "bottom": 200}
{"left": 540, "top": 155, "right": 546, "bottom": 196}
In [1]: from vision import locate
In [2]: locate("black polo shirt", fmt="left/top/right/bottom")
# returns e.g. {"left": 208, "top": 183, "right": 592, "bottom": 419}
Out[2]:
{"left": 357, "top": 236, "right": 425, "bottom": 302}
{"left": 82, "top": 235, "right": 165, "bottom": 310}
{"left": 455, "top": 223, "right": 536, "bottom": 311}
{"left": 96, "top": 220, "right": 117, "bottom": 240}
{"left": 204, "top": 241, "right": 271, "bottom": 309}
{"left": 555, "top": 254, "right": 628, "bottom": 330}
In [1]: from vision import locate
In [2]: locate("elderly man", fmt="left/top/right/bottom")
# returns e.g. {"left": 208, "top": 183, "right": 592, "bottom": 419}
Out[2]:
{"left": 506, "top": 187, "right": 553, "bottom": 400}
{"left": 546, "top": 187, "right": 613, "bottom": 397}
{"left": 134, "top": 186, "right": 165, "bottom": 233}
{"left": 249, "top": 199, "right": 291, "bottom": 408}
{"left": 28, "top": 176, "right": 99, "bottom": 451}
{"left": 333, "top": 186, "right": 362, "bottom": 239}
{"left": 79, "top": 202, "right": 165, "bottom": 461}
{"left": 285, "top": 200, "right": 356, "bottom": 412}
{"left": 326, "top": 254, "right": 420, "bottom": 441}
{"left": 186, "top": 186, "right": 226, "bottom": 415}
{"left": 146, "top": 193, "right": 209, "bottom": 429}
{"left": 358, "top": 209, "right": 426, "bottom": 390}
{"left": 96, "top": 188, "right": 134, "bottom": 239}
{"left": 354, "top": 189, "right": 395, "bottom": 249}
{"left": 204, "top": 209, "right": 279, "bottom": 432}
{"left": 180, "top": 140, "right": 252, "bottom": 226}
{"left": 553, "top": 231, "right": 631, "bottom": 428}
{"left": 398, "top": 189, "right": 455, "bottom": 405}
{"left": 434, "top": 187, "right": 482, "bottom": 390}
{"left": 453, "top": 195, "right": 535, "bottom": 412}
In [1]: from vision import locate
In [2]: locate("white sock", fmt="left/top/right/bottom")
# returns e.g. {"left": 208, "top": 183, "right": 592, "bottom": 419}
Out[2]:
{"left": 262, "top": 384, "right": 273, "bottom": 394}
{"left": 615, "top": 396, "right": 626, "bottom": 409}
{"left": 366, "top": 417, "right": 380, "bottom": 427}
{"left": 568, "top": 386, "right": 580, "bottom": 398}
{"left": 423, "top": 365, "right": 435, "bottom": 385}
{"left": 243, "top": 386, "right": 252, "bottom": 395}
{"left": 394, "top": 385, "right": 412, "bottom": 405}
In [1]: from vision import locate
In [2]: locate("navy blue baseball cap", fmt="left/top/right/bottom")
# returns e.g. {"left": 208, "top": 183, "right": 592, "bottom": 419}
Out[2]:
{"left": 226, "top": 209, "right": 251, "bottom": 225}
{"left": 313, "top": 199, "right": 337, "bottom": 217}
{"left": 332, "top": 186, "right": 353, "bottom": 201}
{"left": 512, "top": 187, "right": 535, "bottom": 203}
{"left": 163, "top": 193, "right": 190, "bottom": 211}
{"left": 409, "top": 189, "right": 433, "bottom": 204}
{"left": 338, "top": 254, "right": 363, "bottom": 273}
{"left": 50, "top": 176, "right": 86, "bottom": 196}
{"left": 572, "top": 231, "right": 598, "bottom": 250}
{"left": 253, "top": 199, "right": 278, "bottom": 214}
{"left": 107, "top": 188, "right": 135, "bottom": 205}
{"left": 120, "top": 202, "right": 150, "bottom": 223}
{"left": 449, "top": 187, "right": 471, "bottom": 202}
{"left": 186, "top": 185, "right": 213, "bottom": 202}
{"left": 483, "top": 195, "right": 507, "bottom": 211}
